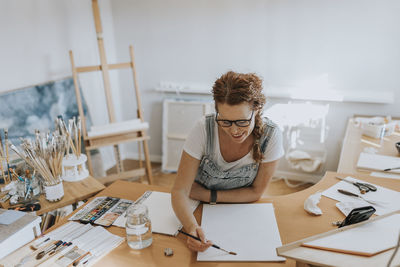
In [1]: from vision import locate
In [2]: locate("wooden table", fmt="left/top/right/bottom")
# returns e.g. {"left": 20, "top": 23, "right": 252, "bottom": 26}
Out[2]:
{"left": 277, "top": 174, "right": 400, "bottom": 267}
{"left": 4, "top": 171, "right": 398, "bottom": 267}
{"left": 337, "top": 118, "right": 400, "bottom": 175}
{"left": 0, "top": 176, "right": 105, "bottom": 215}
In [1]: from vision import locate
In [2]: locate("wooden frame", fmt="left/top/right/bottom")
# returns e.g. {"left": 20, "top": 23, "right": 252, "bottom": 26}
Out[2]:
{"left": 68, "top": 0, "right": 153, "bottom": 185}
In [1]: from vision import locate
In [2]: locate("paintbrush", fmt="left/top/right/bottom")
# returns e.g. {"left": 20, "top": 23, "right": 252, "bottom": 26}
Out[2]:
{"left": 178, "top": 230, "right": 237, "bottom": 255}
{"left": 4, "top": 129, "right": 10, "bottom": 183}
{"left": 73, "top": 117, "right": 78, "bottom": 157}
{"left": 30, "top": 237, "right": 50, "bottom": 250}
{"left": 384, "top": 166, "right": 400, "bottom": 172}
{"left": 77, "top": 117, "right": 81, "bottom": 156}
{"left": 10, "top": 168, "right": 25, "bottom": 181}
{"left": 36, "top": 240, "right": 63, "bottom": 260}
{"left": 0, "top": 132, "right": 6, "bottom": 184}
{"left": 68, "top": 119, "right": 78, "bottom": 156}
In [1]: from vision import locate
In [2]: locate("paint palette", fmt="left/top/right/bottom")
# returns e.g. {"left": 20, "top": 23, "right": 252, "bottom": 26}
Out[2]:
{"left": 69, "top": 196, "right": 134, "bottom": 227}
{"left": 78, "top": 197, "right": 121, "bottom": 224}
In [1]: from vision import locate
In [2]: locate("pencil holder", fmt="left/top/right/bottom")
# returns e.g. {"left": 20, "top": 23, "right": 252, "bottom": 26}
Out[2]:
{"left": 43, "top": 180, "right": 64, "bottom": 202}
{"left": 61, "top": 154, "right": 89, "bottom": 182}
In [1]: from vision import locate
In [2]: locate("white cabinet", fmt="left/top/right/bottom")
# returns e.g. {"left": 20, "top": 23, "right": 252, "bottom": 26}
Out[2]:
{"left": 162, "top": 99, "right": 214, "bottom": 172}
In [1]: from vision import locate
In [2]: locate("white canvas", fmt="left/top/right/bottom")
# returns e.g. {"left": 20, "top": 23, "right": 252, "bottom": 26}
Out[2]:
{"left": 198, "top": 203, "right": 285, "bottom": 262}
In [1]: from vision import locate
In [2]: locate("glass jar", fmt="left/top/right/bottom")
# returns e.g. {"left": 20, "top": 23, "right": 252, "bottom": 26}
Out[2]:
{"left": 30, "top": 175, "right": 41, "bottom": 196}
{"left": 125, "top": 204, "right": 152, "bottom": 249}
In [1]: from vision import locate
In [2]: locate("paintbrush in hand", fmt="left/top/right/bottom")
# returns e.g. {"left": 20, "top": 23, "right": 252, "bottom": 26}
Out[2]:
{"left": 178, "top": 229, "right": 237, "bottom": 255}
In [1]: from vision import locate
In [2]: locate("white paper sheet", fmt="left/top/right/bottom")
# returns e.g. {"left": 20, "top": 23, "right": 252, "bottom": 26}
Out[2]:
{"left": 113, "top": 191, "right": 199, "bottom": 236}
{"left": 198, "top": 203, "right": 285, "bottom": 262}
{"left": 322, "top": 176, "right": 400, "bottom": 215}
{"left": 370, "top": 171, "right": 400, "bottom": 180}
{"left": 303, "top": 214, "right": 400, "bottom": 256}
{"left": 357, "top": 152, "right": 400, "bottom": 173}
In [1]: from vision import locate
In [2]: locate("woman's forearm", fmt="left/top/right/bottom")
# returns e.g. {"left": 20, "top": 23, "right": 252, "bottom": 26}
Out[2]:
{"left": 171, "top": 189, "right": 199, "bottom": 231}
{"left": 192, "top": 185, "right": 262, "bottom": 203}
{"left": 216, "top": 186, "right": 263, "bottom": 202}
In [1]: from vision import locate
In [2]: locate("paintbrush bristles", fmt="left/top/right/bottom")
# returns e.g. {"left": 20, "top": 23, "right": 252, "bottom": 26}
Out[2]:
{"left": 7, "top": 116, "right": 83, "bottom": 186}
{"left": 57, "top": 117, "right": 81, "bottom": 158}
{"left": 10, "top": 132, "right": 67, "bottom": 186}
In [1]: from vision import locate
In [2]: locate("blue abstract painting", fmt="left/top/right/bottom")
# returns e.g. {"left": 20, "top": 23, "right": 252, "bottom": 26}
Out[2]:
{"left": 0, "top": 77, "right": 91, "bottom": 144}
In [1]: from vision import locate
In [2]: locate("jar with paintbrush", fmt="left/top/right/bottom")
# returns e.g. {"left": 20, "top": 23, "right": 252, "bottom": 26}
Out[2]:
{"left": 9, "top": 131, "right": 67, "bottom": 202}
{"left": 56, "top": 116, "right": 89, "bottom": 182}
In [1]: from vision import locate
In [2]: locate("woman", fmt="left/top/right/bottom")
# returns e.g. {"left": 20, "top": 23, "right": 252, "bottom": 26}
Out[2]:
{"left": 171, "top": 71, "right": 284, "bottom": 252}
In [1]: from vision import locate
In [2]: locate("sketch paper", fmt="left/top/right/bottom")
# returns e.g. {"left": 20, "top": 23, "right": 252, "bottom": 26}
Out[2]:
{"left": 198, "top": 203, "right": 285, "bottom": 262}
{"left": 370, "top": 171, "right": 400, "bottom": 180}
{"left": 357, "top": 152, "right": 400, "bottom": 173}
{"left": 303, "top": 214, "right": 400, "bottom": 256}
{"left": 113, "top": 191, "right": 199, "bottom": 236}
{"left": 322, "top": 176, "right": 400, "bottom": 215}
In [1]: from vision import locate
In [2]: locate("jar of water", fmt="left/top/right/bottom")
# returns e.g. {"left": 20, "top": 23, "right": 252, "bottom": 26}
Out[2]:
{"left": 126, "top": 203, "right": 152, "bottom": 249}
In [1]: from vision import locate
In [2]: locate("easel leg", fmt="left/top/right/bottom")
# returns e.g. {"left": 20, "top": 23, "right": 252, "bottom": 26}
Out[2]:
{"left": 142, "top": 139, "right": 153, "bottom": 185}
{"left": 113, "top": 145, "right": 124, "bottom": 173}
{"left": 137, "top": 141, "right": 144, "bottom": 183}
{"left": 86, "top": 150, "right": 94, "bottom": 176}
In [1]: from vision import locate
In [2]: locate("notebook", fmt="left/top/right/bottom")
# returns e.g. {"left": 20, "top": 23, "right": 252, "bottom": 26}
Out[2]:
{"left": 357, "top": 152, "right": 400, "bottom": 173}
{"left": 302, "top": 214, "right": 400, "bottom": 256}
{"left": 113, "top": 191, "right": 199, "bottom": 236}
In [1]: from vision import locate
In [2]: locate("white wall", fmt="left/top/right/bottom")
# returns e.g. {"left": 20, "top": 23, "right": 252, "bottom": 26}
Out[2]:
{"left": 109, "top": 0, "right": 400, "bottom": 173}
{"left": 0, "top": 0, "right": 122, "bottom": 170}
{"left": 1, "top": 0, "right": 399, "bottom": 175}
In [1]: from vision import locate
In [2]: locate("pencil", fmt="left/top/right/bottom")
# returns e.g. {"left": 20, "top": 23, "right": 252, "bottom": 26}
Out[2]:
{"left": 178, "top": 229, "right": 237, "bottom": 255}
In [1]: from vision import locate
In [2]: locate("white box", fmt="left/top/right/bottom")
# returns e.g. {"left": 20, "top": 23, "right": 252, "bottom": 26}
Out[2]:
{"left": 0, "top": 209, "right": 41, "bottom": 259}
{"left": 361, "top": 122, "right": 396, "bottom": 138}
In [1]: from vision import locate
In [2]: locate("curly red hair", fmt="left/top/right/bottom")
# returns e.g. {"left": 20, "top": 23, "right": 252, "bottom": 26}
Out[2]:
{"left": 212, "top": 71, "right": 266, "bottom": 162}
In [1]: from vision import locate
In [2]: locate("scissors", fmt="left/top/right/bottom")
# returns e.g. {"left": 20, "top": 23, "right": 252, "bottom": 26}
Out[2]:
{"left": 336, "top": 176, "right": 377, "bottom": 194}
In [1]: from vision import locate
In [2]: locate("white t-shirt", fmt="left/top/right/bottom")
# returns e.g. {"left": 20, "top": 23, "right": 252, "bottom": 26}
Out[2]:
{"left": 183, "top": 116, "right": 284, "bottom": 172}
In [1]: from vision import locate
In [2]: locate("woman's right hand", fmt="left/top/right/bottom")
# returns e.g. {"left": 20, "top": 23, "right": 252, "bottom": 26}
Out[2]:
{"left": 186, "top": 226, "right": 213, "bottom": 252}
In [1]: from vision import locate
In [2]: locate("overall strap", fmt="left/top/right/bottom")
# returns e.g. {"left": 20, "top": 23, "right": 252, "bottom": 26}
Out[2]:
{"left": 260, "top": 119, "right": 277, "bottom": 153}
{"left": 204, "top": 114, "right": 215, "bottom": 156}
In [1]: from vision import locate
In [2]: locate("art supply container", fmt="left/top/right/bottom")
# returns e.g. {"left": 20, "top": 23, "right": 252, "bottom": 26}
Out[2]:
{"left": 16, "top": 180, "right": 26, "bottom": 198}
{"left": 43, "top": 180, "right": 64, "bottom": 202}
{"left": 126, "top": 204, "right": 152, "bottom": 249}
{"left": 61, "top": 154, "right": 89, "bottom": 182}
{"left": 30, "top": 175, "right": 41, "bottom": 196}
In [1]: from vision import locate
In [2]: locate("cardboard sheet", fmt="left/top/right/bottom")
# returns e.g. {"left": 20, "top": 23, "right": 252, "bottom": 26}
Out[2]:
{"left": 303, "top": 214, "right": 400, "bottom": 256}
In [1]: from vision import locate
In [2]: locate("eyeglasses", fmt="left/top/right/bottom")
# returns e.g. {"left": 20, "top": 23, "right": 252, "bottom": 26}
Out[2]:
{"left": 215, "top": 110, "right": 254, "bottom": 127}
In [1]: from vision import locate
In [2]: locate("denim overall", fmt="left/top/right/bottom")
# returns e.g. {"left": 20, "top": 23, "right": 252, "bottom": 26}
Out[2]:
{"left": 194, "top": 114, "right": 277, "bottom": 190}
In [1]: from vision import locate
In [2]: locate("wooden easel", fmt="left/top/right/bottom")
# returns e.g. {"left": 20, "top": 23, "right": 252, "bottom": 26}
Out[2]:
{"left": 68, "top": 0, "right": 153, "bottom": 185}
